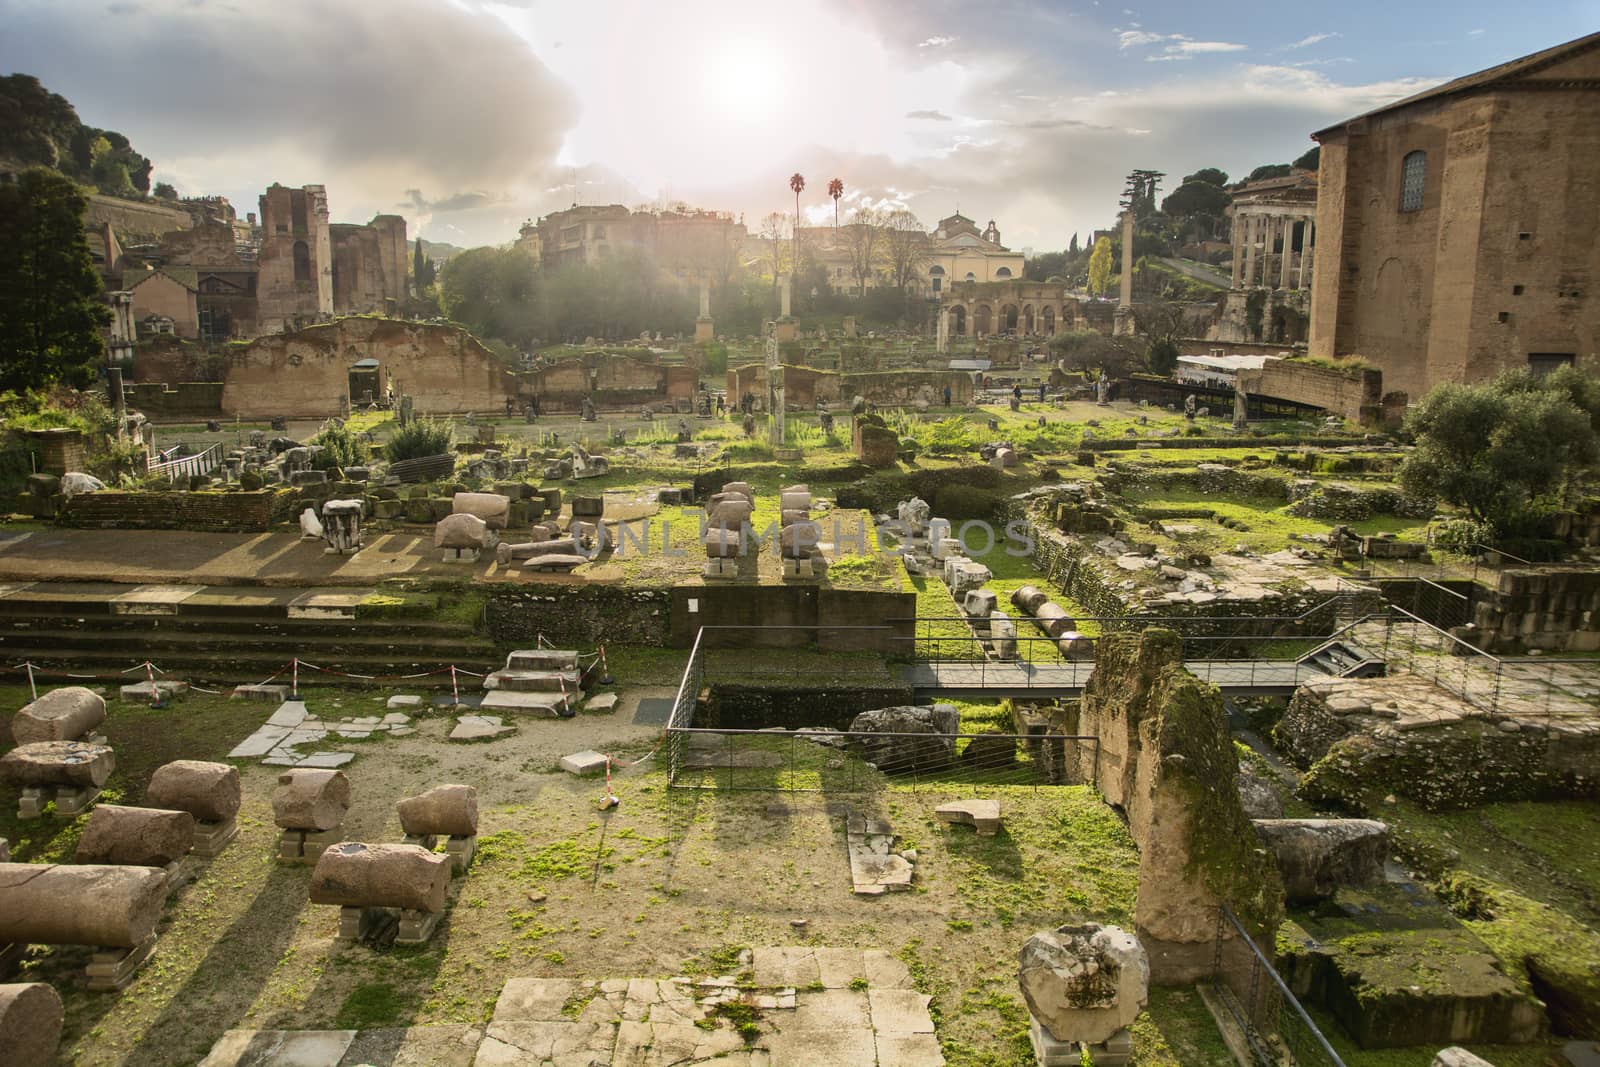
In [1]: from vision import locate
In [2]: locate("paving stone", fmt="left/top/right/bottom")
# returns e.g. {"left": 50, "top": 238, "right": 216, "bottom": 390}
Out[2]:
{"left": 297, "top": 751, "right": 355, "bottom": 769}
{"left": 232, "top": 684, "right": 291, "bottom": 702}
{"left": 480, "top": 691, "right": 570, "bottom": 717}
{"left": 198, "top": 1028, "right": 356, "bottom": 1066}
{"left": 614, "top": 1019, "right": 746, "bottom": 1065}
{"left": 227, "top": 725, "right": 291, "bottom": 758}
{"left": 261, "top": 755, "right": 300, "bottom": 766}
{"left": 351, "top": 716, "right": 382, "bottom": 725}
{"left": 266, "top": 701, "right": 309, "bottom": 728}
{"left": 764, "top": 1024, "right": 875, "bottom": 1066}
{"left": 390, "top": 727, "right": 416, "bottom": 737}
{"left": 934, "top": 798, "right": 1003, "bottom": 836}
{"left": 787, "top": 988, "right": 870, "bottom": 1031}
{"left": 875, "top": 1031, "right": 946, "bottom": 1066}
{"left": 859, "top": 950, "right": 913, "bottom": 990}
{"left": 492, "top": 977, "right": 586, "bottom": 1022}
{"left": 387, "top": 695, "right": 424, "bottom": 709}
{"left": 812, "top": 948, "right": 867, "bottom": 988}
{"left": 383, "top": 712, "right": 413, "bottom": 725}
{"left": 752, "top": 947, "right": 820, "bottom": 988}
{"left": 335, "top": 729, "right": 372, "bottom": 739}
{"left": 348, "top": 1024, "right": 483, "bottom": 1067}
{"left": 867, "top": 988, "right": 936, "bottom": 1033}
{"left": 474, "top": 1020, "right": 616, "bottom": 1066}
{"left": 583, "top": 692, "right": 620, "bottom": 714}
{"left": 450, "top": 717, "right": 515, "bottom": 742}
{"left": 558, "top": 750, "right": 610, "bottom": 775}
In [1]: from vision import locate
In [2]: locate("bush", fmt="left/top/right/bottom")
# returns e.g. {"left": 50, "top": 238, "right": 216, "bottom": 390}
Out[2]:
{"left": 934, "top": 484, "right": 1004, "bottom": 520}
{"left": 1430, "top": 518, "right": 1493, "bottom": 555}
{"left": 384, "top": 418, "right": 454, "bottom": 463}
{"left": 311, "top": 421, "right": 370, "bottom": 471}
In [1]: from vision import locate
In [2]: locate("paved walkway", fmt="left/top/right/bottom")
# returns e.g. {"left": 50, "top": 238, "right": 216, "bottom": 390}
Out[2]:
{"left": 199, "top": 947, "right": 941, "bottom": 1067}
{"left": 902, "top": 657, "right": 1318, "bottom": 695}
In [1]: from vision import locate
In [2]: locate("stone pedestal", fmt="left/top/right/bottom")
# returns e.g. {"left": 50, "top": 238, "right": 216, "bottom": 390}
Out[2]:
{"left": 83, "top": 933, "right": 157, "bottom": 991}
{"left": 703, "top": 558, "right": 738, "bottom": 579}
{"left": 774, "top": 317, "right": 797, "bottom": 343}
{"left": 1028, "top": 1017, "right": 1132, "bottom": 1067}
{"left": 191, "top": 817, "right": 239, "bottom": 858}
{"left": 17, "top": 784, "right": 103, "bottom": 820}
{"left": 782, "top": 557, "right": 817, "bottom": 579}
{"left": 403, "top": 833, "right": 477, "bottom": 874}
{"left": 441, "top": 547, "right": 480, "bottom": 564}
{"left": 338, "top": 905, "right": 441, "bottom": 946}
{"left": 694, "top": 317, "right": 714, "bottom": 342}
{"left": 277, "top": 827, "right": 343, "bottom": 866}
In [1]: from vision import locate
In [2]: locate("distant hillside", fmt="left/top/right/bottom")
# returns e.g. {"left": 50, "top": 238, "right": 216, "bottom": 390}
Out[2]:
{"left": 0, "top": 73, "right": 152, "bottom": 197}
{"left": 419, "top": 238, "right": 465, "bottom": 263}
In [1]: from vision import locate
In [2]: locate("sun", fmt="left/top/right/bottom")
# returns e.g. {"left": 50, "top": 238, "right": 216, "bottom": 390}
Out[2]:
{"left": 704, "top": 41, "right": 783, "bottom": 122}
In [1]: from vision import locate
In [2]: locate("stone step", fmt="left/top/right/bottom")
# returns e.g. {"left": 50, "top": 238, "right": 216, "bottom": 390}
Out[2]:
{"left": 0, "top": 626, "right": 498, "bottom": 658}
{"left": 479, "top": 690, "right": 572, "bottom": 717}
{"left": 483, "top": 668, "right": 582, "bottom": 693}
{"left": 504, "top": 649, "right": 581, "bottom": 672}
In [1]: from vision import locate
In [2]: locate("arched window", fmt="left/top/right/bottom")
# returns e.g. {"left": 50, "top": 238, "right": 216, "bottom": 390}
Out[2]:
{"left": 928, "top": 265, "right": 945, "bottom": 275}
{"left": 292, "top": 240, "right": 311, "bottom": 283}
{"left": 1400, "top": 151, "right": 1426, "bottom": 213}
{"left": 965, "top": 271, "right": 976, "bottom": 282}
{"left": 995, "top": 266, "right": 1013, "bottom": 279}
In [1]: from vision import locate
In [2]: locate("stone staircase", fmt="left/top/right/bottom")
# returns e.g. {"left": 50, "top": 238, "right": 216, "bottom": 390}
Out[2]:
{"left": 481, "top": 649, "right": 585, "bottom": 716}
{"left": 0, "top": 582, "right": 501, "bottom": 688}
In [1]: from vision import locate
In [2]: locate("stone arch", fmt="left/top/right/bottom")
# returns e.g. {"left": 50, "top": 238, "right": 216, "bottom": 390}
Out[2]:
{"left": 974, "top": 304, "right": 993, "bottom": 336}
{"left": 995, "top": 266, "right": 1013, "bottom": 279}
{"left": 1043, "top": 306, "right": 1056, "bottom": 335}
{"left": 1001, "top": 304, "right": 1019, "bottom": 333}
{"left": 1022, "top": 304, "right": 1035, "bottom": 334}
{"left": 951, "top": 304, "right": 967, "bottom": 335}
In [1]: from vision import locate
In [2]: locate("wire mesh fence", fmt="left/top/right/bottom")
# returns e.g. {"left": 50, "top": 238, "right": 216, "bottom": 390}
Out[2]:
{"left": 1212, "top": 905, "right": 1346, "bottom": 1067}
{"left": 665, "top": 727, "right": 1097, "bottom": 793}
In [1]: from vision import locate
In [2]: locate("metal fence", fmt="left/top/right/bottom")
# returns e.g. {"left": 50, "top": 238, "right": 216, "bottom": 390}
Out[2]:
{"left": 665, "top": 726, "right": 1096, "bottom": 792}
{"left": 1212, "top": 905, "right": 1346, "bottom": 1067}
{"left": 148, "top": 442, "right": 222, "bottom": 480}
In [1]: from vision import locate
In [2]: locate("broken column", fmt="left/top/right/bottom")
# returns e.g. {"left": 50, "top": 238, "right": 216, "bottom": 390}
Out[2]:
{"left": 0, "top": 863, "right": 168, "bottom": 989}
{"left": 145, "top": 760, "right": 242, "bottom": 857}
{"left": 74, "top": 804, "right": 196, "bottom": 890}
{"left": 11, "top": 686, "right": 106, "bottom": 745}
{"left": 396, "top": 784, "right": 479, "bottom": 872}
{"left": 0, "top": 740, "right": 115, "bottom": 818}
{"left": 309, "top": 841, "right": 453, "bottom": 945}
{"left": 0, "top": 982, "right": 64, "bottom": 1064}
{"left": 1018, "top": 924, "right": 1149, "bottom": 1067}
{"left": 272, "top": 768, "right": 351, "bottom": 865}
{"left": 452, "top": 492, "right": 511, "bottom": 530}
{"left": 320, "top": 499, "right": 364, "bottom": 555}
{"left": 434, "top": 512, "right": 494, "bottom": 563}
{"left": 703, "top": 483, "right": 754, "bottom": 578}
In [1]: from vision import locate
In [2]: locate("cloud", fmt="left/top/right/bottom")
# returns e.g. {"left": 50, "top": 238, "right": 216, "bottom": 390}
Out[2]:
{"left": 906, "top": 109, "right": 953, "bottom": 121}
{"left": 1468, "top": 27, "right": 1485, "bottom": 35}
{"left": 917, "top": 35, "right": 957, "bottom": 47}
{"left": 402, "top": 189, "right": 509, "bottom": 214}
{"left": 1285, "top": 32, "right": 1339, "bottom": 49}
{"left": 0, "top": 0, "right": 577, "bottom": 236}
{"left": 1118, "top": 29, "right": 1246, "bottom": 59}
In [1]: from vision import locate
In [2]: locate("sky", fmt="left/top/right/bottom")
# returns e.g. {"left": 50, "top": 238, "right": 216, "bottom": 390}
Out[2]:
{"left": 2, "top": 0, "right": 1597, "bottom": 254}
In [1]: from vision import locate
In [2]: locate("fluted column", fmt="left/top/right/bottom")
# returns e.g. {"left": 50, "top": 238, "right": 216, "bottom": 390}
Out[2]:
{"left": 1279, "top": 216, "right": 1294, "bottom": 290}
{"left": 1298, "top": 217, "right": 1314, "bottom": 290}
{"left": 1230, "top": 214, "right": 1243, "bottom": 288}
{"left": 1241, "top": 213, "right": 1258, "bottom": 289}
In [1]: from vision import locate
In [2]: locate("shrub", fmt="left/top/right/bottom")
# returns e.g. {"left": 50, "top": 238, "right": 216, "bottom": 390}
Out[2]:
{"left": 311, "top": 421, "right": 370, "bottom": 471}
{"left": 1430, "top": 517, "right": 1493, "bottom": 555}
{"left": 384, "top": 418, "right": 454, "bottom": 463}
{"left": 934, "top": 484, "right": 1004, "bottom": 520}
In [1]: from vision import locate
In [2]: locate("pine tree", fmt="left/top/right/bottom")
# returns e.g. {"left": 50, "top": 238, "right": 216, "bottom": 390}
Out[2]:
{"left": 1068, "top": 233, "right": 1079, "bottom": 256}
{"left": 0, "top": 168, "right": 108, "bottom": 391}
{"left": 413, "top": 238, "right": 436, "bottom": 290}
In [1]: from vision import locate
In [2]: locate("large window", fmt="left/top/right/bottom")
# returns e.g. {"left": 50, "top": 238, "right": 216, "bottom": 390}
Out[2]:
{"left": 1400, "top": 150, "right": 1427, "bottom": 212}
{"left": 995, "top": 266, "right": 1013, "bottom": 279}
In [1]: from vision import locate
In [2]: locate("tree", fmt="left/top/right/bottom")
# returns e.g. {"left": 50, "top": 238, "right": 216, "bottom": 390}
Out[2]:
{"left": 758, "top": 212, "right": 790, "bottom": 287}
{"left": 1161, "top": 180, "right": 1232, "bottom": 219}
{"left": 438, "top": 246, "right": 539, "bottom": 347}
{"left": 1292, "top": 147, "right": 1320, "bottom": 171}
{"left": 842, "top": 207, "right": 886, "bottom": 296}
{"left": 1068, "top": 233, "right": 1080, "bottom": 256}
{"left": 827, "top": 178, "right": 843, "bottom": 227}
{"left": 1399, "top": 372, "right": 1600, "bottom": 533}
{"left": 413, "top": 237, "right": 436, "bottom": 290}
{"left": 0, "top": 168, "right": 109, "bottom": 392}
{"left": 1086, "top": 236, "right": 1113, "bottom": 296}
{"left": 882, "top": 209, "right": 926, "bottom": 291}
{"left": 788, "top": 173, "right": 805, "bottom": 281}
{"left": 1183, "top": 167, "right": 1229, "bottom": 187}
{"left": 1133, "top": 301, "right": 1186, "bottom": 375}
{"left": 1247, "top": 163, "right": 1292, "bottom": 183}
{"left": 152, "top": 181, "right": 178, "bottom": 200}
{"left": 1025, "top": 249, "right": 1068, "bottom": 282}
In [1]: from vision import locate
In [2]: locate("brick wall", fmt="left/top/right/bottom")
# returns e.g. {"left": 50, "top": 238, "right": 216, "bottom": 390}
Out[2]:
{"left": 60, "top": 490, "right": 291, "bottom": 531}
{"left": 1235, "top": 360, "right": 1382, "bottom": 425}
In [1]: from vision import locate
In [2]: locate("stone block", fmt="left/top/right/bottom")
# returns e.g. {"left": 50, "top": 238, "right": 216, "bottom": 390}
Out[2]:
{"left": 559, "top": 750, "right": 610, "bottom": 776}
{"left": 1252, "top": 818, "right": 1388, "bottom": 902}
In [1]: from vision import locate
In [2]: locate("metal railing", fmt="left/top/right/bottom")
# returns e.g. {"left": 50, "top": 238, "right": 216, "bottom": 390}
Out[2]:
{"left": 1212, "top": 905, "right": 1346, "bottom": 1067}
{"left": 666, "top": 726, "right": 1097, "bottom": 792}
{"left": 147, "top": 442, "right": 222, "bottom": 480}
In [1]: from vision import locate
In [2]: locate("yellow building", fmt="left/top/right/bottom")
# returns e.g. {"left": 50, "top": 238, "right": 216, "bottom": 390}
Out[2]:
{"left": 922, "top": 214, "right": 1025, "bottom": 296}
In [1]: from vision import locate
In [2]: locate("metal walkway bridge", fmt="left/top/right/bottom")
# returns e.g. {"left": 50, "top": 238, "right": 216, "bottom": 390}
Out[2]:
{"left": 900, "top": 658, "right": 1325, "bottom": 697}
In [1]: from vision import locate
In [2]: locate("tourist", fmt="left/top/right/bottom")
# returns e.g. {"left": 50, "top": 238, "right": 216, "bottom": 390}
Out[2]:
{"left": 943, "top": 385, "right": 952, "bottom": 407}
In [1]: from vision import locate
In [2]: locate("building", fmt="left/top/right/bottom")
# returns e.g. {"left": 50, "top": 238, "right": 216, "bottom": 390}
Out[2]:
{"left": 936, "top": 280, "right": 1082, "bottom": 340}
{"left": 256, "top": 183, "right": 333, "bottom": 334}
{"left": 125, "top": 268, "right": 199, "bottom": 339}
{"left": 532, "top": 204, "right": 744, "bottom": 279}
{"left": 923, "top": 213, "right": 1024, "bottom": 295}
{"left": 1210, "top": 170, "right": 1319, "bottom": 344}
{"left": 1307, "top": 32, "right": 1600, "bottom": 400}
